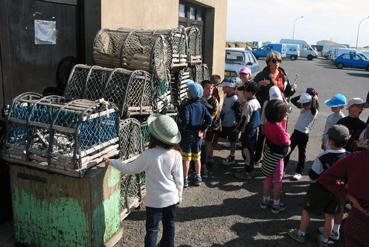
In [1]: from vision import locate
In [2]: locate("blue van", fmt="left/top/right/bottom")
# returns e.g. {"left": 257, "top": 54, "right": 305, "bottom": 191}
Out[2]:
{"left": 252, "top": 43, "right": 287, "bottom": 59}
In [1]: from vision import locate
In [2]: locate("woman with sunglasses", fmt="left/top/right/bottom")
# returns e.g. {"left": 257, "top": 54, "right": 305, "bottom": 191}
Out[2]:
{"left": 254, "top": 51, "right": 296, "bottom": 163}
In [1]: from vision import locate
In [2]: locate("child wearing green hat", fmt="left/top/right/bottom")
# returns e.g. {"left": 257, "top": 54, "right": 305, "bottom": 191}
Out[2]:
{"left": 104, "top": 114, "right": 183, "bottom": 247}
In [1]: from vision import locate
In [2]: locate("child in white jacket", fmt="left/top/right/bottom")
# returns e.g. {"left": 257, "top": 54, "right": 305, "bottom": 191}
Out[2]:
{"left": 104, "top": 114, "right": 183, "bottom": 247}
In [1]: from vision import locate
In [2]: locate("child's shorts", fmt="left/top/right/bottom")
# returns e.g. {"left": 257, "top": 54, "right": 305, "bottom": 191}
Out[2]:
{"left": 304, "top": 182, "right": 341, "bottom": 215}
{"left": 180, "top": 133, "right": 202, "bottom": 161}
{"left": 220, "top": 126, "right": 238, "bottom": 142}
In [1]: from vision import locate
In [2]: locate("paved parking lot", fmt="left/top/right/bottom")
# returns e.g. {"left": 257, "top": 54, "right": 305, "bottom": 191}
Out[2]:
{"left": 117, "top": 58, "right": 369, "bottom": 247}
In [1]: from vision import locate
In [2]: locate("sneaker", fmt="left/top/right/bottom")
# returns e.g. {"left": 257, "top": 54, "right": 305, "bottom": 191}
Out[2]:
{"left": 319, "top": 236, "right": 335, "bottom": 247}
{"left": 193, "top": 175, "right": 202, "bottom": 186}
{"left": 222, "top": 155, "right": 235, "bottom": 166}
{"left": 287, "top": 229, "right": 305, "bottom": 243}
{"left": 292, "top": 173, "right": 302, "bottom": 181}
{"left": 318, "top": 227, "right": 340, "bottom": 241}
{"left": 234, "top": 171, "right": 253, "bottom": 180}
{"left": 183, "top": 177, "right": 189, "bottom": 188}
{"left": 260, "top": 199, "right": 273, "bottom": 209}
{"left": 271, "top": 202, "right": 286, "bottom": 214}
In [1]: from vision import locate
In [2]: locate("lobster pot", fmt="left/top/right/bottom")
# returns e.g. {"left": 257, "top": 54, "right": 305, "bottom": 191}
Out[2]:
{"left": 120, "top": 173, "right": 142, "bottom": 218}
{"left": 64, "top": 64, "right": 153, "bottom": 117}
{"left": 152, "top": 80, "right": 174, "bottom": 113}
{"left": 118, "top": 118, "right": 145, "bottom": 217}
{"left": 191, "top": 63, "right": 210, "bottom": 83}
{"left": 93, "top": 29, "right": 130, "bottom": 68}
{"left": 5, "top": 92, "right": 43, "bottom": 160}
{"left": 185, "top": 26, "right": 202, "bottom": 65}
{"left": 4, "top": 95, "right": 120, "bottom": 177}
{"left": 119, "top": 118, "right": 143, "bottom": 161}
{"left": 93, "top": 29, "right": 171, "bottom": 82}
{"left": 170, "top": 68, "right": 192, "bottom": 107}
{"left": 120, "top": 27, "right": 188, "bottom": 69}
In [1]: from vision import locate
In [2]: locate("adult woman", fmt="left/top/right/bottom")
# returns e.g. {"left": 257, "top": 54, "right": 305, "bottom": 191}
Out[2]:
{"left": 254, "top": 51, "right": 296, "bottom": 106}
{"left": 254, "top": 51, "right": 296, "bottom": 162}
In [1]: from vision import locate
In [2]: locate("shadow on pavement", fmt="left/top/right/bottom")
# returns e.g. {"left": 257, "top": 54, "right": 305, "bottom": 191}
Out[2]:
{"left": 346, "top": 72, "right": 369, "bottom": 78}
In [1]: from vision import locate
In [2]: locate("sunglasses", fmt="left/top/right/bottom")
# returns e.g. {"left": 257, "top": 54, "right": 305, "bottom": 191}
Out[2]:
{"left": 271, "top": 59, "right": 282, "bottom": 63}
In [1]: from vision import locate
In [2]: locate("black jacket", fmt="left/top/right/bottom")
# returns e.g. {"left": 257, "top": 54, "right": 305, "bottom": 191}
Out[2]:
{"left": 254, "top": 66, "right": 295, "bottom": 107}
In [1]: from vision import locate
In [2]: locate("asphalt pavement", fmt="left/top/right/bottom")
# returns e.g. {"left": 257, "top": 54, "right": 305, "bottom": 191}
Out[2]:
{"left": 117, "top": 58, "right": 369, "bottom": 247}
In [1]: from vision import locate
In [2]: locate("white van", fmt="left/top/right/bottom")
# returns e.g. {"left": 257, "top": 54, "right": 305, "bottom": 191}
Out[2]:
{"left": 285, "top": 44, "right": 300, "bottom": 60}
{"left": 322, "top": 44, "right": 349, "bottom": 58}
{"left": 280, "top": 39, "right": 318, "bottom": 60}
{"left": 331, "top": 48, "right": 357, "bottom": 61}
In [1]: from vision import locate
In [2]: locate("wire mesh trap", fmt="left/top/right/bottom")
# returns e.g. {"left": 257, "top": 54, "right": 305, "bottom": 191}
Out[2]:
{"left": 64, "top": 64, "right": 153, "bottom": 117}
{"left": 170, "top": 68, "right": 192, "bottom": 107}
{"left": 93, "top": 29, "right": 171, "bottom": 82}
{"left": 191, "top": 63, "right": 210, "bottom": 83}
{"left": 120, "top": 173, "right": 142, "bottom": 214}
{"left": 185, "top": 26, "right": 202, "bottom": 65}
{"left": 118, "top": 118, "right": 145, "bottom": 215}
{"left": 119, "top": 118, "right": 144, "bottom": 161}
{"left": 4, "top": 93, "right": 120, "bottom": 176}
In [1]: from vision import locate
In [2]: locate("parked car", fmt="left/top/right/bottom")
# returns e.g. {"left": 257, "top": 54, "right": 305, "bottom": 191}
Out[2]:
{"left": 335, "top": 53, "right": 369, "bottom": 70}
{"left": 252, "top": 43, "right": 287, "bottom": 59}
{"left": 225, "top": 48, "right": 260, "bottom": 78}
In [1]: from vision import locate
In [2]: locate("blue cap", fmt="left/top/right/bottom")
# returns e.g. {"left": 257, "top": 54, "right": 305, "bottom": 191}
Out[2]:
{"left": 324, "top": 93, "right": 347, "bottom": 107}
{"left": 218, "top": 77, "right": 237, "bottom": 88}
{"left": 187, "top": 80, "right": 203, "bottom": 98}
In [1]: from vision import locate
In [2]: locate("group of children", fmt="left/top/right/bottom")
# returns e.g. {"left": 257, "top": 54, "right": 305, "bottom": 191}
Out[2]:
{"left": 101, "top": 61, "right": 369, "bottom": 246}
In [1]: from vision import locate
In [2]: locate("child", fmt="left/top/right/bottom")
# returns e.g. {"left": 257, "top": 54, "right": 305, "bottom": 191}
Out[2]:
{"left": 236, "top": 66, "right": 252, "bottom": 107}
{"left": 288, "top": 125, "right": 350, "bottom": 246}
{"left": 284, "top": 90, "right": 319, "bottom": 181}
{"left": 234, "top": 82, "right": 261, "bottom": 179}
{"left": 178, "top": 81, "right": 212, "bottom": 187}
{"left": 219, "top": 77, "right": 241, "bottom": 165}
{"left": 210, "top": 74, "right": 222, "bottom": 103}
{"left": 201, "top": 80, "right": 221, "bottom": 174}
{"left": 319, "top": 125, "right": 369, "bottom": 247}
{"left": 321, "top": 93, "right": 347, "bottom": 150}
{"left": 103, "top": 114, "right": 183, "bottom": 247}
{"left": 337, "top": 98, "right": 366, "bottom": 152}
{"left": 261, "top": 100, "right": 290, "bottom": 213}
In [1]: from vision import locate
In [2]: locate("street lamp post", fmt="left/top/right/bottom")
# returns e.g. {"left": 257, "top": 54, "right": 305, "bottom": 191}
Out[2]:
{"left": 356, "top": 16, "right": 369, "bottom": 48}
{"left": 292, "top": 16, "right": 304, "bottom": 39}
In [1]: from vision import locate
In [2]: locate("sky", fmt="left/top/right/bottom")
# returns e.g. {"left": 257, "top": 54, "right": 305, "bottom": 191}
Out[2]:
{"left": 227, "top": 0, "right": 369, "bottom": 47}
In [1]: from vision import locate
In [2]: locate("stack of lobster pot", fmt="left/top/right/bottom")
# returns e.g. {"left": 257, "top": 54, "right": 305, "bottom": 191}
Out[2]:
{"left": 185, "top": 26, "right": 202, "bottom": 65}
{"left": 191, "top": 63, "right": 210, "bottom": 83}
{"left": 64, "top": 64, "right": 152, "bottom": 118}
{"left": 170, "top": 68, "right": 192, "bottom": 108}
{"left": 3, "top": 92, "right": 120, "bottom": 177}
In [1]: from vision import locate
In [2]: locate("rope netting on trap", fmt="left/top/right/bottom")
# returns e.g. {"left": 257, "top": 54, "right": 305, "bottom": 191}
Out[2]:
{"left": 118, "top": 118, "right": 144, "bottom": 212}
{"left": 191, "top": 63, "right": 210, "bottom": 83}
{"left": 93, "top": 29, "right": 171, "bottom": 82}
{"left": 64, "top": 64, "right": 153, "bottom": 117}
{"left": 185, "top": 26, "right": 202, "bottom": 65}
{"left": 170, "top": 67, "right": 192, "bottom": 107}
{"left": 5, "top": 93, "right": 120, "bottom": 174}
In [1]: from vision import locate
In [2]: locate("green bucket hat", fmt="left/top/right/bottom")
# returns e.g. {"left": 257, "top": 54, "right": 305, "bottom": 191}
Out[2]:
{"left": 147, "top": 113, "right": 181, "bottom": 145}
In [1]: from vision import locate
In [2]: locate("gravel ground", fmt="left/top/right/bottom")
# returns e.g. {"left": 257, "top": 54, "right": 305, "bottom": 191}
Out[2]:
{"left": 116, "top": 58, "right": 368, "bottom": 247}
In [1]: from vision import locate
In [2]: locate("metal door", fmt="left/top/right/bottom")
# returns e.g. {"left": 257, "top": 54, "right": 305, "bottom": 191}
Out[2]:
{"left": 0, "top": 0, "right": 82, "bottom": 108}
